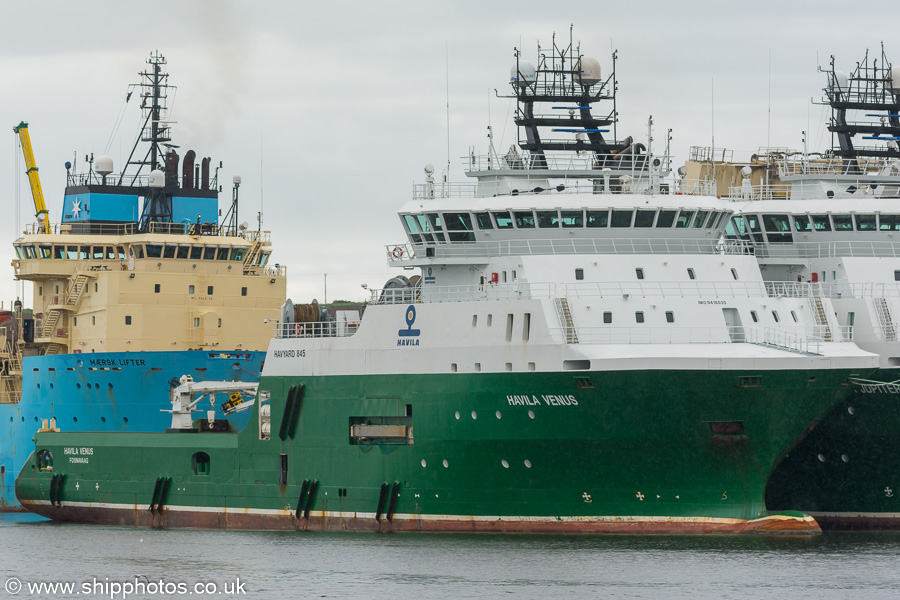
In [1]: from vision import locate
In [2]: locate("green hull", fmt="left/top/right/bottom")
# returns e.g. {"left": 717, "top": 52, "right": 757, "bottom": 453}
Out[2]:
{"left": 16, "top": 368, "right": 860, "bottom": 534}
{"left": 766, "top": 370, "right": 900, "bottom": 529}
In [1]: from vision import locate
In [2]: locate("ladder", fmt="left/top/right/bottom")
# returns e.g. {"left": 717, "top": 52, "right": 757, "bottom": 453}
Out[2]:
{"left": 554, "top": 298, "right": 579, "bottom": 344}
{"left": 874, "top": 297, "right": 897, "bottom": 341}
{"left": 809, "top": 296, "right": 833, "bottom": 341}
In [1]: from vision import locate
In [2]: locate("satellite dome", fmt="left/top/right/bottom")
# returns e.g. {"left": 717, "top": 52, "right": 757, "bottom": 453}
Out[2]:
{"left": 889, "top": 65, "right": 900, "bottom": 93}
{"left": 95, "top": 155, "right": 114, "bottom": 175}
{"left": 510, "top": 61, "right": 536, "bottom": 87}
{"left": 233, "top": 175, "right": 242, "bottom": 185}
{"left": 575, "top": 56, "right": 602, "bottom": 86}
{"left": 148, "top": 169, "right": 165, "bottom": 188}
{"left": 833, "top": 70, "right": 849, "bottom": 92}
{"left": 741, "top": 166, "right": 752, "bottom": 178}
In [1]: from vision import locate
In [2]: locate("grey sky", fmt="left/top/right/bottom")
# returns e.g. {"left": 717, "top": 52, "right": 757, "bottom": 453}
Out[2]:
{"left": 1, "top": 0, "right": 895, "bottom": 307}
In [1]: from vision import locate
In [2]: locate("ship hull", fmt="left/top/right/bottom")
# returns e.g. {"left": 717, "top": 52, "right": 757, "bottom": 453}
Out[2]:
{"left": 16, "top": 367, "right": 861, "bottom": 534}
{"left": 0, "top": 349, "right": 263, "bottom": 510}
{"left": 766, "top": 369, "right": 900, "bottom": 529}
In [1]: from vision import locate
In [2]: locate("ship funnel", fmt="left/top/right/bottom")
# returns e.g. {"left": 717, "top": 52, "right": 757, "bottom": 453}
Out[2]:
{"left": 182, "top": 150, "right": 196, "bottom": 190}
{"left": 201, "top": 157, "right": 211, "bottom": 190}
{"left": 165, "top": 150, "right": 179, "bottom": 187}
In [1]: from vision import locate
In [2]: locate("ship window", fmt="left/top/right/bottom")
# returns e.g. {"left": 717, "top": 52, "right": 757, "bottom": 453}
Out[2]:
{"left": 492, "top": 211, "right": 513, "bottom": 229}
{"left": 710, "top": 212, "right": 725, "bottom": 228}
{"left": 176, "top": 245, "right": 189, "bottom": 259}
{"left": 203, "top": 247, "right": 216, "bottom": 260}
{"left": 791, "top": 310, "right": 798, "bottom": 322}
{"left": 217, "top": 247, "right": 230, "bottom": 260}
{"left": 536, "top": 210, "right": 560, "bottom": 228}
{"left": 218, "top": 318, "right": 222, "bottom": 328}
{"left": 635, "top": 210, "right": 656, "bottom": 227}
{"left": 657, "top": 210, "right": 677, "bottom": 228}
{"left": 106, "top": 246, "right": 116, "bottom": 259}
{"left": 132, "top": 245, "right": 144, "bottom": 259}
{"left": 117, "top": 246, "right": 126, "bottom": 260}
{"left": 125, "top": 316, "right": 131, "bottom": 325}
{"left": 24, "top": 245, "right": 36, "bottom": 259}
{"left": 208, "top": 286, "right": 214, "bottom": 295}
{"left": 575, "top": 268, "right": 584, "bottom": 280}
{"left": 832, "top": 214, "right": 853, "bottom": 231}
{"left": 506, "top": 314, "right": 514, "bottom": 342}
{"left": 257, "top": 252, "right": 270, "bottom": 267}
{"left": 14, "top": 246, "right": 23, "bottom": 259}
{"left": 90, "top": 246, "right": 103, "bottom": 259}
{"left": 190, "top": 246, "right": 202, "bottom": 260}
{"left": 444, "top": 212, "right": 476, "bottom": 242}
{"left": 523, "top": 313, "right": 531, "bottom": 342}
{"left": 750, "top": 310, "right": 759, "bottom": 323}
{"left": 880, "top": 214, "right": 900, "bottom": 231}
{"left": 242, "top": 287, "right": 247, "bottom": 296}
{"left": 53, "top": 246, "right": 64, "bottom": 259}
{"left": 603, "top": 312, "right": 612, "bottom": 324}
{"left": 415, "top": 215, "right": 437, "bottom": 242}
{"left": 675, "top": 210, "right": 694, "bottom": 228}
{"left": 189, "top": 285, "right": 195, "bottom": 294}
{"left": 731, "top": 268, "right": 738, "bottom": 280}
{"left": 193, "top": 318, "right": 200, "bottom": 327}
{"left": 666, "top": 311, "right": 674, "bottom": 323}
{"left": 39, "top": 245, "right": 52, "bottom": 259}
{"left": 895, "top": 270, "right": 900, "bottom": 282}
{"left": 514, "top": 211, "right": 535, "bottom": 228}
{"left": 687, "top": 268, "right": 696, "bottom": 280}
{"left": 563, "top": 210, "right": 585, "bottom": 227}
{"left": 772, "top": 310, "right": 780, "bottom": 323}
{"left": 474, "top": 212, "right": 493, "bottom": 229}
{"left": 427, "top": 213, "right": 443, "bottom": 232}
{"left": 635, "top": 311, "right": 645, "bottom": 323}
{"left": 763, "top": 214, "right": 792, "bottom": 242}
{"left": 74, "top": 317, "right": 77, "bottom": 326}
{"left": 404, "top": 214, "right": 420, "bottom": 233}
{"left": 146, "top": 244, "right": 162, "bottom": 258}
{"left": 636, "top": 268, "right": 644, "bottom": 279}
{"left": 37, "top": 449, "right": 53, "bottom": 471}
{"left": 92, "top": 316, "right": 96, "bottom": 325}
{"left": 793, "top": 215, "right": 813, "bottom": 232}
{"left": 692, "top": 211, "right": 709, "bottom": 228}
{"left": 154, "top": 284, "right": 160, "bottom": 293}
{"left": 192, "top": 452, "right": 210, "bottom": 476}
{"left": 611, "top": 210, "right": 634, "bottom": 227}
{"left": 855, "top": 214, "right": 877, "bottom": 231}
{"left": 810, "top": 215, "right": 831, "bottom": 231}
{"left": 94, "top": 283, "right": 98, "bottom": 292}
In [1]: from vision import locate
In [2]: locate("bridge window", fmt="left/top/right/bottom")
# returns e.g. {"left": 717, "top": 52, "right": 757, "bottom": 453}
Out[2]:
{"left": 217, "top": 247, "right": 230, "bottom": 260}
{"left": 162, "top": 245, "right": 176, "bottom": 259}
{"left": 810, "top": 215, "right": 832, "bottom": 231}
{"left": 855, "top": 214, "right": 877, "bottom": 231}
{"left": 230, "top": 248, "right": 246, "bottom": 261}
{"left": 413, "top": 215, "right": 436, "bottom": 242}
{"left": 793, "top": 215, "right": 813, "bottom": 232}
{"left": 693, "top": 211, "right": 709, "bottom": 228}
{"left": 39, "top": 245, "right": 52, "bottom": 259}
{"left": 403, "top": 214, "right": 421, "bottom": 243}
{"left": 53, "top": 246, "right": 64, "bottom": 259}
{"left": 146, "top": 244, "right": 162, "bottom": 258}
{"left": 763, "top": 214, "right": 793, "bottom": 243}
{"left": 611, "top": 210, "right": 634, "bottom": 227}
{"left": 832, "top": 215, "right": 853, "bottom": 231}
{"left": 492, "top": 211, "right": 513, "bottom": 229}
{"left": 514, "top": 211, "right": 535, "bottom": 228}
{"left": 634, "top": 210, "right": 656, "bottom": 227}
{"left": 117, "top": 246, "right": 126, "bottom": 260}
{"left": 711, "top": 212, "right": 726, "bottom": 228}
{"left": 657, "top": 210, "right": 677, "bottom": 228}
{"left": 203, "top": 247, "right": 216, "bottom": 260}
{"left": 475, "top": 212, "right": 494, "bottom": 229}
{"left": 880, "top": 214, "right": 900, "bottom": 231}
{"left": 584, "top": 210, "right": 609, "bottom": 227}
{"left": 536, "top": 211, "right": 559, "bottom": 228}
{"left": 675, "top": 211, "right": 694, "bottom": 228}
{"left": 176, "top": 245, "right": 189, "bottom": 259}
{"left": 91, "top": 246, "right": 104, "bottom": 260}
{"left": 132, "top": 245, "right": 145, "bottom": 259}
{"left": 190, "top": 246, "right": 202, "bottom": 260}
{"left": 106, "top": 246, "right": 116, "bottom": 259}
{"left": 426, "top": 214, "right": 445, "bottom": 241}
{"left": 562, "top": 210, "right": 584, "bottom": 227}
{"left": 444, "top": 213, "right": 476, "bottom": 242}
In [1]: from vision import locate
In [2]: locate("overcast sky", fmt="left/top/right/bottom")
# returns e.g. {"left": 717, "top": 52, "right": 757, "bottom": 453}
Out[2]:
{"left": 1, "top": 0, "right": 895, "bottom": 307}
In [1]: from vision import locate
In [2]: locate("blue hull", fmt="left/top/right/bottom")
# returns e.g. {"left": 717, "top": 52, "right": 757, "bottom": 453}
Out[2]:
{"left": 0, "top": 349, "right": 264, "bottom": 509}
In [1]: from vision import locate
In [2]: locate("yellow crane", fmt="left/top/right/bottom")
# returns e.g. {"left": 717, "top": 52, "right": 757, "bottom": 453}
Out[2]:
{"left": 13, "top": 121, "right": 51, "bottom": 233}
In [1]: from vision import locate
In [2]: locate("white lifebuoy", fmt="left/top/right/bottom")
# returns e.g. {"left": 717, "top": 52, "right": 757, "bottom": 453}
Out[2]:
{"left": 392, "top": 246, "right": 404, "bottom": 259}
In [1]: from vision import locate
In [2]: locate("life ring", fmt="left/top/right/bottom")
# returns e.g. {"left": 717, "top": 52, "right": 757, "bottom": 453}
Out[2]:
{"left": 294, "top": 323, "right": 302, "bottom": 337}
{"left": 392, "top": 246, "right": 404, "bottom": 259}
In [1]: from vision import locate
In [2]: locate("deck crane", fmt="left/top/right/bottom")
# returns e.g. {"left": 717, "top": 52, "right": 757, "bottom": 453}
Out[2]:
{"left": 13, "top": 121, "right": 51, "bottom": 233}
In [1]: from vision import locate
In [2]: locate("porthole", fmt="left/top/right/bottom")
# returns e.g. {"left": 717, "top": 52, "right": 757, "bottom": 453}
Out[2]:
{"left": 524, "top": 460, "right": 532, "bottom": 468}
{"left": 495, "top": 411, "right": 502, "bottom": 419}
{"left": 101, "top": 417, "right": 106, "bottom": 423}
{"left": 471, "top": 411, "right": 477, "bottom": 420}
{"left": 501, "top": 459, "right": 510, "bottom": 469}
{"left": 50, "top": 383, "right": 54, "bottom": 389}
{"left": 123, "top": 417, "right": 129, "bottom": 424}
{"left": 848, "top": 407, "right": 856, "bottom": 415}
{"left": 108, "top": 383, "right": 113, "bottom": 389}
{"left": 817, "top": 454, "right": 826, "bottom": 463}
{"left": 76, "top": 383, "right": 81, "bottom": 389}
{"left": 454, "top": 411, "right": 460, "bottom": 420}
{"left": 841, "top": 454, "right": 849, "bottom": 463}
{"left": 442, "top": 459, "right": 449, "bottom": 468}
{"left": 73, "top": 417, "right": 77, "bottom": 423}
{"left": 528, "top": 410, "right": 535, "bottom": 419}
{"left": 421, "top": 459, "right": 427, "bottom": 468}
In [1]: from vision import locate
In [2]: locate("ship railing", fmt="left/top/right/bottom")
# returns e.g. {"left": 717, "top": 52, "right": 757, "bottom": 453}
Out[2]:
{"left": 689, "top": 146, "right": 734, "bottom": 163}
{"left": 464, "top": 152, "right": 669, "bottom": 173}
{"left": 368, "top": 279, "right": 808, "bottom": 306}
{"left": 725, "top": 181, "right": 900, "bottom": 201}
{"left": 23, "top": 221, "right": 274, "bottom": 239}
{"left": 262, "top": 265, "right": 287, "bottom": 277}
{"left": 386, "top": 238, "right": 752, "bottom": 262}
{"left": 776, "top": 155, "right": 899, "bottom": 177}
{"left": 752, "top": 241, "right": 900, "bottom": 259}
{"left": 274, "top": 320, "right": 361, "bottom": 339}
{"left": 545, "top": 324, "right": 831, "bottom": 353}
{"left": 412, "top": 177, "right": 715, "bottom": 200}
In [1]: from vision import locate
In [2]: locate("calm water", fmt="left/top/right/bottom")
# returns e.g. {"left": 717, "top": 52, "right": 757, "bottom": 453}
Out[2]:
{"left": 2, "top": 513, "right": 900, "bottom": 599}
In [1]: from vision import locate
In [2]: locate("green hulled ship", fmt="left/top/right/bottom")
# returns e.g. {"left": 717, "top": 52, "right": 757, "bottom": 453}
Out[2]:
{"left": 15, "top": 35, "right": 879, "bottom": 534}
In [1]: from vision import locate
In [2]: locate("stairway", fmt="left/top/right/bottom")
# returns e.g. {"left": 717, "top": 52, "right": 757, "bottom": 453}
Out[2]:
{"left": 554, "top": 298, "right": 579, "bottom": 344}
{"left": 810, "top": 296, "right": 833, "bottom": 341}
{"left": 874, "top": 297, "right": 897, "bottom": 341}
{"left": 38, "top": 272, "right": 94, "bottom": 354}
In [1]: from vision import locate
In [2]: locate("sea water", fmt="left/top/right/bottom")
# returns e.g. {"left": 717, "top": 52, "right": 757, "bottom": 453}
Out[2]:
{"left": 2, "top": 513, "right": 899, "bottom": 599}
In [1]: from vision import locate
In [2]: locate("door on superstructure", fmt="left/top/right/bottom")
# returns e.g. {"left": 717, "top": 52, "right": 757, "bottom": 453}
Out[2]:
{"left": 722, "top": 308, "right": 745, "bottom": 343}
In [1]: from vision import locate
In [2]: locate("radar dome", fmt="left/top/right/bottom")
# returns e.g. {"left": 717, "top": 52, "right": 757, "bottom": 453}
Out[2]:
{"left": 889, "top": 65, "right": 900, "bottom": 93}
{"left": 833, "top": 70, "right": 849, "bottom": 92}
{"left": 95, "top": 155, "right": 114, "bottom": 175}
{"left": 575, "top": 56, "right": 602, "bottom": 86}
{"left": 510, "top": 61, "right": 536, "bottom": 87}
{"left": 148, "top": 169, "right": 165, "bottom": 188}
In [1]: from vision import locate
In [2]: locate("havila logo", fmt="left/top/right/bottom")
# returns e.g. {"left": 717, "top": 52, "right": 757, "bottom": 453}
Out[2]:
{"left": 397, "top": 305, "right": 420, "bottom": 346}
